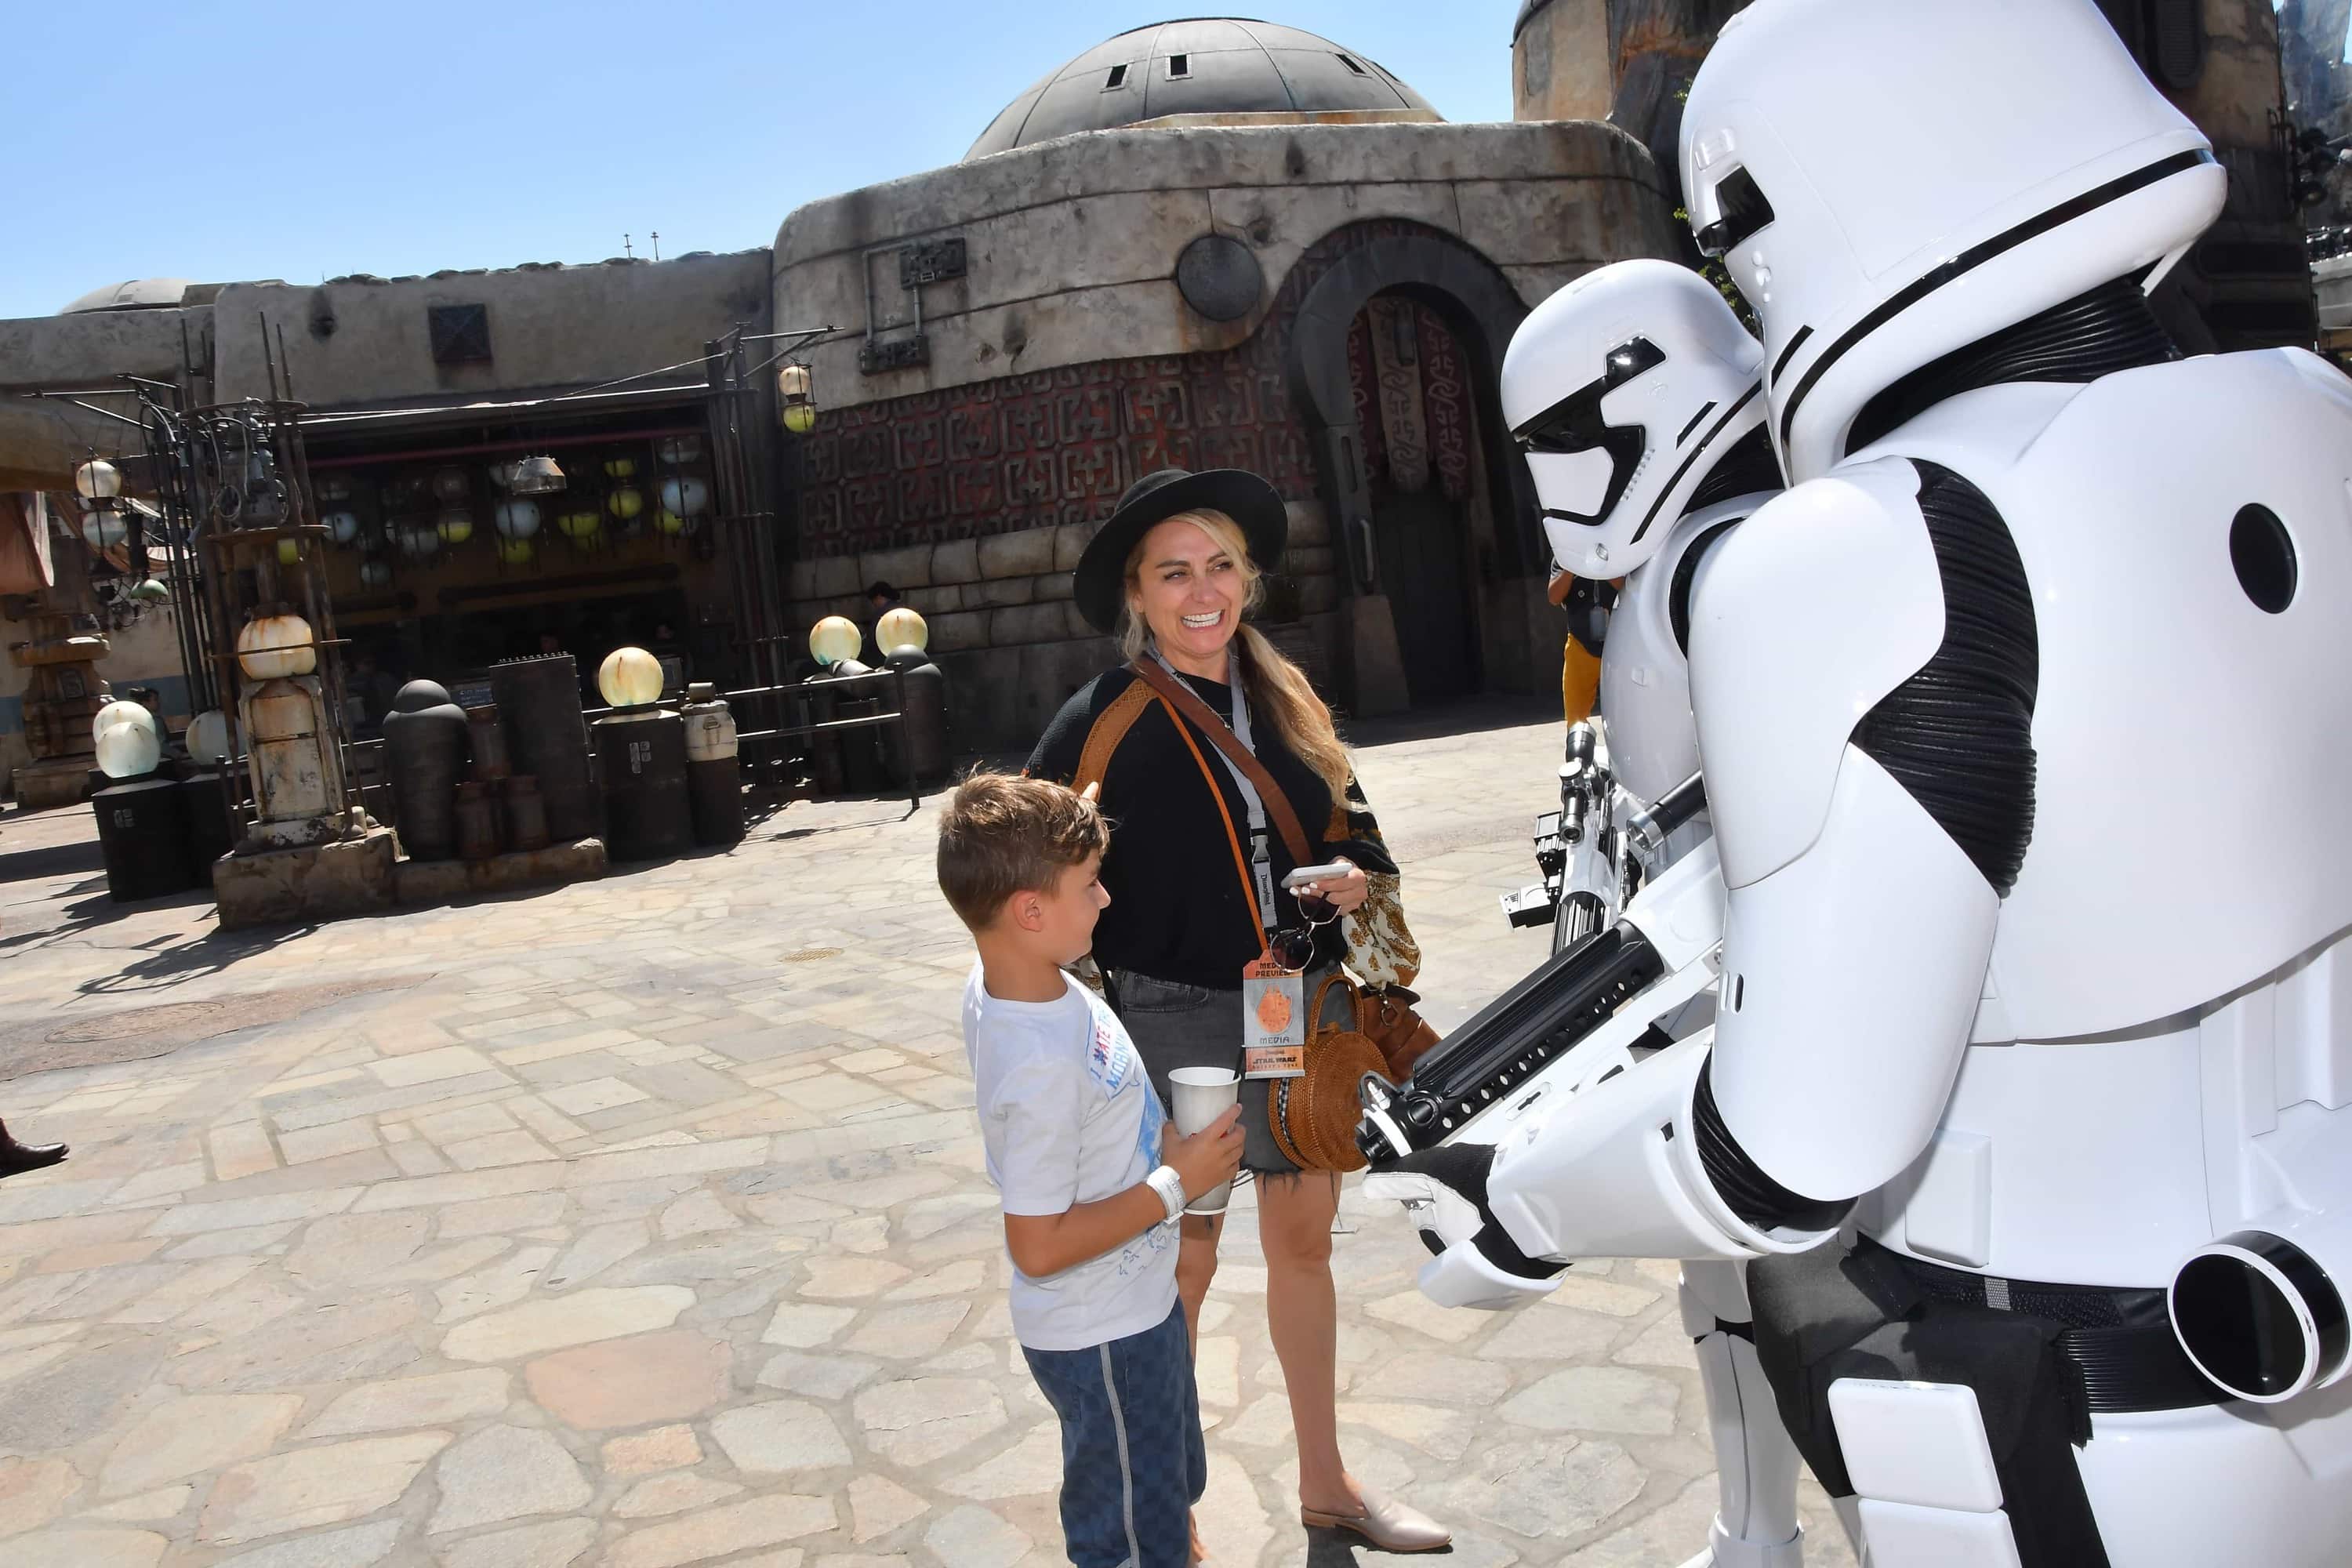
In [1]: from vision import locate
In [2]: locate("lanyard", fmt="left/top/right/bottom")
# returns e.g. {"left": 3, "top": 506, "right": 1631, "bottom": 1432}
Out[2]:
{"left": 1154, "top": 648, "right": 1279, "bottom": 933}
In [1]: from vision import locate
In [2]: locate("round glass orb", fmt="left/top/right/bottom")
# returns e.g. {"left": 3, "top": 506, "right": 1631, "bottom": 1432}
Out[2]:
{"left": 494, "top": 499, "right": 542, "bottom": 539}
{"left": 96, "top": 721, "right": 161, "bottom": 780}
{"left": 808, "top": 615, "right": 862, "bottom": 666}
{"left": 187, "top": 710, "right": 233, "bottom": 765}
{"left": 877, "top": 605, "right": 929, "bottom": 655}
{"left": 597, "top": 646, "right": 664, "bottom": 707}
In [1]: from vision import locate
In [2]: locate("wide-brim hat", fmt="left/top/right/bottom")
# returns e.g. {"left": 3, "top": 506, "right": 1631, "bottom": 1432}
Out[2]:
{"left": 1073, "top": 468, "right": 1288, "bottom": 635}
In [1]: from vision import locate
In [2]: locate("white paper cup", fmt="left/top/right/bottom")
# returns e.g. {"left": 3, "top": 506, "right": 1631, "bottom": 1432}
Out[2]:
{"left": 1168, "top": 1066, "right": 1242, "bottom": 1215}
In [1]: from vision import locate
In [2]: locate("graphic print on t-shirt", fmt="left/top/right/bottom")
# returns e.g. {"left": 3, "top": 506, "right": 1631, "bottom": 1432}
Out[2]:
{"left": 1086, "top": 991, "right": 1172, "bottom": 1283}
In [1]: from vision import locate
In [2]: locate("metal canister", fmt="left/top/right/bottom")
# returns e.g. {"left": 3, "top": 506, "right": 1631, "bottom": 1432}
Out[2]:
{"left": 503, "top": 775, "right": 550, "bottom": 853}
{"left": 490, "top": 655, "right": 599, "bottom": 842}
{"left": 591, "top": 708, "right": 692, "bottom": 860}
{"left": 92, "top": 777, "right": 199, "bottom": 902}
{"left": 884, "top": 649, "right": 949, "bottom": 782}
{"left": 680, "top": 683, "right": 744, "bottom": 847}
{"left": 382, "top": 680, "right": 470, "bottom": 860}
{"left": 466, "top": 704, "right": 511, "bottom": 782}
{"left": 454, "top": 780, "right": 503, "bottom": 862}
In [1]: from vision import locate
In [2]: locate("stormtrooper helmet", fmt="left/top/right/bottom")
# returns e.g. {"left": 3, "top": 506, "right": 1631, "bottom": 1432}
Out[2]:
{"left": 1501, "top": 258, "right": 1768, "bottom": 580}
{"left": 1682, "top": 0, "right": 2226, "bottom": 481}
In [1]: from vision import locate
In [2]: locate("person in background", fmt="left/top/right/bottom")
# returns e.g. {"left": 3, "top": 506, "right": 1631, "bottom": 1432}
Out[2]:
{"left": 866, "top": 581, "right": 903, "bottom": 618}
{"left": 0, "top": 1118, "right": 66, "bottom": 1181}
{"left": 1549, "top": 568, "right": 1617, "bottom": 726}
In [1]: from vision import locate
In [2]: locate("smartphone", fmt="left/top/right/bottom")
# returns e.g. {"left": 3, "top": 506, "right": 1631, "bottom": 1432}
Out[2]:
{"left": 1283, "top": 861, "right": 1352, "bottom": 889}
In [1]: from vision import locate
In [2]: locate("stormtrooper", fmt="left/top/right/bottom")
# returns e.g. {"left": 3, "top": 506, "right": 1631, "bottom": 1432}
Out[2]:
{"left": 1364, "top": 2, "right": 2352, "bottom": 1565}
{"left": 1490, "top": 256, "right": 1804, "bottom": 1568}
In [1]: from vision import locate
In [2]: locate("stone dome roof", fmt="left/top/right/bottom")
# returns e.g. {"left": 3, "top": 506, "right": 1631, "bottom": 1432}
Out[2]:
{"left": 60, "top": 279, "right": 196, "bottom": 314}
{"left": 966, "top": 17, "right": 1437, "bottom": 161}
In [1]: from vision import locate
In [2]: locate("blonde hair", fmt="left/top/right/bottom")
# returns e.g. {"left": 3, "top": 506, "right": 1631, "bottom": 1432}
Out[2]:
{"left": 1118, "top": 508, "right": 1352, "bottom": 799}
{"left": 936, "top": 771, "right": 1111, "bottom": 931}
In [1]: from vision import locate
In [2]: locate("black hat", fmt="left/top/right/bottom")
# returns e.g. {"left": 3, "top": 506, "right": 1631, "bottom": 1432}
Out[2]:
{"left": 1072, "top": 468, "right": 1288, "bottom": 635}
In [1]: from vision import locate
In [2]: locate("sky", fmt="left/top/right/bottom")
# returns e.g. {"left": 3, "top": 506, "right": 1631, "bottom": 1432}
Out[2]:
{"left": 3, "top": 2, "right": 1521, "bottom": 322}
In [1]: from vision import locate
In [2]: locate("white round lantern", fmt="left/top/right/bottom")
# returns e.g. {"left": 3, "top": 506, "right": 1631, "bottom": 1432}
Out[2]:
{"left": 877, "top": 605, "right": 929, "bottom": 656}
{"left": 93, "top": 699, "right": 157, "bottom": 742}
{"left": 81, "top": 511, "right": 128, "bottom": 551}
{"left": 657, "top": 434, "right": 702, "bottom": 465}
{"left": 325, "top": 510, "right": 361, "bottom": 545}
{"left": 396, "top": 524, "right": 441, "bottom": 561}
{"left": 657, "top": 477, "right": 709, "bottom": 517}
{"left": 187, "top": 710, "right": 234, "bottom": 765}
{"left": 808, "top": 615, "right": 862, "bottom": 667}
{"left": 431, "top": 466, "right": 471, "bottom": 503}
{"left": 74, "top": 459, "right": 123, "bottom": 501}
{"left": 436, "top": 506, "right": 475, "bottom": 544}
{"left": 96, "top": 721, "right": 162, "bottom": 781}
{"left": 237, "top": 612, "right": 318, "bottom": 680}
{"left": 597, "top": 646, "right": 664, "bottom": 708}
{"left": 358, "top": 558, "right": 393, "bottom": 590}
{"left": 494, "top": 499, "right": 541, "bottom": 539}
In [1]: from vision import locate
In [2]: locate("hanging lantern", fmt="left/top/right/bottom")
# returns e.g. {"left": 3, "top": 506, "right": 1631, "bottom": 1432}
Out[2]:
{"left": 602, "top": 456, "right": 637, "bottom": 480}
{"left": 658, "top": 477, "right": 710, "bottom": 517}
{"left": 877, "top": 605, "right": 929, "bottom": 657}
{"left": 278, "top": 539, "right": 302, "bottom": 566}
{"left": 486, "top": 459, "right": 517, "bottom": 491}
{"left": 808, "top": 615, "right": 862, "bottom": 667}
{"left": 497, "top": 535, "right": 536, "bottom": 566}
{"left": 779, "top": 362, "right": 817, "bottom": 435}
{"left": 187, "top": 710, "right": 234, "bottom": 765}
{"left": 494, "top": 499, "right": 542, "bottom": 539}
{"left": 96, "top": 721, "right": 162, "bottom": 781}
{"left": 557, "top": 508, "right": 602, "bottom": 540}
{"left": 129, "top": 578, "right": 172, "bottom": 603}
{"left": 431, "top": 466, "right": 471, "bottom": 503}
{"left": 436, "top": 506, "right": 475, "bottom": 544}
{"left": 656, "top": 434, "right": 702, "bottom": 466}
{"left": 597, "top": 646, "right": 664, "bottom": 708}
{"left": 325, "top": 510, "right": 361, "bottom": 545}
{"left": 81, "top": 511, "right": 128, "bottom": 550}
{"left": 93, "top": 699, "right": 157, "bottom": 742}
{"left": 236, "top": 610, "right": 318, "bottom": 680}
{"left": 317, "top": 474, "right": 354, "bottom": 504}
{"left": 74, "top": 458, "right": 124, "bottom": 501}
{"left": 607, "top": 487, "right": 644, "bottom": 521}
{"left": 396, "top": 524, "right": 441, "bottom": 561}
{"left": 358, "top": 558, "right": 394, "bottom": 590}
{"left": 509, "top": 455, "right": 566, "bottom": 495}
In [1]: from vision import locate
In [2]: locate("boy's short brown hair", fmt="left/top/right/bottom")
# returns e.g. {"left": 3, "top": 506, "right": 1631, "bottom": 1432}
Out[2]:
{"left": 936, "top": 771, "right": 1111, "bottom": 931}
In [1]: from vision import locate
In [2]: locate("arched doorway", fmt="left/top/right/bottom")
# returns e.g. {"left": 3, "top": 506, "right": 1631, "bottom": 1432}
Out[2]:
{"left": 1346, "top": 293, "right": 1484, "bottom": 706}
{"left": 1287, "top": 227, "right": 1539, "bottom": 717}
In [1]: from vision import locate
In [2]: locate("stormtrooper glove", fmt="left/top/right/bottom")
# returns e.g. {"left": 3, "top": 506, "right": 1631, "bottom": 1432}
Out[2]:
{"left": 1361, "top": 1142, "right": 1567, "bottom": 1309}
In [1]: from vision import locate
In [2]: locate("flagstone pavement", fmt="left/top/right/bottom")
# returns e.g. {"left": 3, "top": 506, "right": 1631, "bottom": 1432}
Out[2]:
{"left": 0, "top": 702, "right": 1856, "bottom": 1568}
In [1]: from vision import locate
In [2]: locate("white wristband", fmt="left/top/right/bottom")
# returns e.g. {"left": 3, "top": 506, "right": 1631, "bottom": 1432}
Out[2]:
{"left": 1146, "top": 1165, "right": 1186, "bottom": 1224}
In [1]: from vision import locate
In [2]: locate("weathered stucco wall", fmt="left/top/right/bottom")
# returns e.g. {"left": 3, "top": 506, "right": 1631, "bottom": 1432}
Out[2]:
{"left": 1512, "top": 0, "right": 1615, "bottom": 122}
{"left": 0, "top": 307, "right": 205, "bottom": 392}
{"left": 771, "top": 118, "right": 1679, "bottom": 415}
{"left": 208, "top": 252, "right": 772, "bottom": 408}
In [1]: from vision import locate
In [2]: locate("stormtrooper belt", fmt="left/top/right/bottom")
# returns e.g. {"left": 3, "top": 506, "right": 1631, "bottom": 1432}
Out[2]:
{"left": 1872, "top": 1240, "right": 2222, "bottom": 1414}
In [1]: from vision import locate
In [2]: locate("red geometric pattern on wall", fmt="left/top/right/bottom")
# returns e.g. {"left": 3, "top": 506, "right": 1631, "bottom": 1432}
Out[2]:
{"left": 1345, "top": 311, "right": 1386, "bottom": 486}
{"left": 1416, "top": 303, "right": 1475, "bottom": 503}
{"left": 792, "top": 220, "right": 1438, "bottom": 557}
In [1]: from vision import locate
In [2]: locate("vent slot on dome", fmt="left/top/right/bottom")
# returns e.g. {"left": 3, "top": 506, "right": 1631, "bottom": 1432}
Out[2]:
{"left": 1337, "top": 53, "right": 1367, "bottom": 75}
{"left": 1167, "top": 54, "right": 1190, "bottom": 79}
{"left": 1105, "top": 64, "right": 1127, "bottom": 91}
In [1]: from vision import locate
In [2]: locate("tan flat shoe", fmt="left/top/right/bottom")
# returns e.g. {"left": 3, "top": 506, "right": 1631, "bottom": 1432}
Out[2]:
{"left": 1301, "top": 1489, "right": 1451, "bottom": 1553}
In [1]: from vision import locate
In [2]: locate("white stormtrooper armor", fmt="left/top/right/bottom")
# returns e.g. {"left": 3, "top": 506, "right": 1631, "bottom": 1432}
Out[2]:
{"left": 1372, "top": 3, "right": 2352, "bottom": 1565}
{"left": 1429, "top": 263, "right": 1807, "bottom": 1568}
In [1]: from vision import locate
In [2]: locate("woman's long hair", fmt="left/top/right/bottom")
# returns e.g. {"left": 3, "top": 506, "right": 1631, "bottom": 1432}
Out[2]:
{"left": 1117, "top": 507, "right": 1352, "bottom": 798}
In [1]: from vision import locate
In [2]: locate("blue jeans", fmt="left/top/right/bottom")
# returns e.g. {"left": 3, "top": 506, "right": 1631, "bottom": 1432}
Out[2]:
{"left": 1020, "top": 1299, "right": 1205, "bottom": 1568}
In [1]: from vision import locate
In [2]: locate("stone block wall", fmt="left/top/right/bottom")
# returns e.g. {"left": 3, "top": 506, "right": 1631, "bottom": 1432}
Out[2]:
{"left": 786, "top": 501, "right": 1339, "bottom": 752}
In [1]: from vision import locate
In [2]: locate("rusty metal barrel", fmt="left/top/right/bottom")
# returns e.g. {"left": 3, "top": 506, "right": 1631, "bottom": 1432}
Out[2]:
{"left": 681, "top": 684, "right": 743, "bottom": 847}
{"left": 382, "top": 680, "right": 469, "bottom": 861}
{"left": 592, "top": 710, "right": 692, "bottom": 861}
{"left": 503, "top": 775, "right": 550, "bottom": 853}
{"left": 491, "top": 655, "right": 599, "bottom": 843}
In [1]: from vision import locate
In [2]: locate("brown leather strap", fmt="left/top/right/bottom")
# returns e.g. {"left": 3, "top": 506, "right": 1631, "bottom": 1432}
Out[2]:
{"left": 1127, "top": 659, "right": 1314, "bottom": 867}
{"left": 1071, "top": 680, "right": 1152, "bottom": 797}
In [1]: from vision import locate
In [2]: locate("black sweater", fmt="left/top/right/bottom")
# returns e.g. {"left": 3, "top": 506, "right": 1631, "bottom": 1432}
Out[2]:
{"left": 1028, "top": 666, "right": 1395, "bottom": 991}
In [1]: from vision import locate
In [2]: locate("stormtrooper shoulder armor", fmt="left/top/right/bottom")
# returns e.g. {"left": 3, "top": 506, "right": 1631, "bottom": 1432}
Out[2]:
{"left": 1687, "top": 458, "right": 2038, "bottom": 896}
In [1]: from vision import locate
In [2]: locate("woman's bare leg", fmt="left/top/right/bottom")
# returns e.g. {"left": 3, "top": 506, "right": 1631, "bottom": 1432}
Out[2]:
{"left": 1257, "top": 1171, "right": 1362, "bottom": 1515}
{"left": 1176, "top": 1212, "right": 1221, "bottom": 1355}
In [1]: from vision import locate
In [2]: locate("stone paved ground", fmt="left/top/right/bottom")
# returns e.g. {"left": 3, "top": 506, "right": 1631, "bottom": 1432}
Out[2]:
{"left": 0, "top": 702, "right": 1854, "bottom": 1568}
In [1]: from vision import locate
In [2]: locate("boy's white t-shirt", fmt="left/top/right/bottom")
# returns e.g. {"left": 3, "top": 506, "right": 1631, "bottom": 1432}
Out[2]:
{"left": 963, "top": 963, "right": 1178, "bottom": 1352}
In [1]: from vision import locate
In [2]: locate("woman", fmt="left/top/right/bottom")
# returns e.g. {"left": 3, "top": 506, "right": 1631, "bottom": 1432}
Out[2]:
{"left": 1029, "top": 468, "right": 1449, "bottom": 1555}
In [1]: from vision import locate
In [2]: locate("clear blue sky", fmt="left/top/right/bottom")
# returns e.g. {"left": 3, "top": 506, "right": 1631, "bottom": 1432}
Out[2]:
{"left": 5, "top": 2, "right": 1519, "bottom": 321}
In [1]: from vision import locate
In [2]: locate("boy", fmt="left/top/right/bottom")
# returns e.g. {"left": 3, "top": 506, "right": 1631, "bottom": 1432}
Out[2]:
{"left": 939, "top": 773, "right": 1245, "bottom": 1568}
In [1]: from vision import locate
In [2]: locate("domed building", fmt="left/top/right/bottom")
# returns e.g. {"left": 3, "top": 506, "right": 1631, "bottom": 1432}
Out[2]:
{"left": 774, "top": 16, "right": 1682, "bottom": 744}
